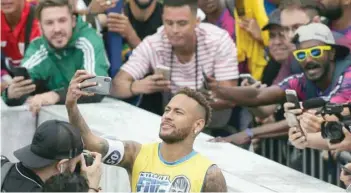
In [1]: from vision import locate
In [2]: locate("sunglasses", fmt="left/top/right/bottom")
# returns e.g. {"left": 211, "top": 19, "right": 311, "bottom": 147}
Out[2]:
{"left": 293, "top": 46, "right": 331, "bottom": 62}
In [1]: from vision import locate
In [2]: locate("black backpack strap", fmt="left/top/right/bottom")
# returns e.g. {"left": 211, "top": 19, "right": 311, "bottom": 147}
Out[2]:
{"left": 225, "top": 0, "right": 235, "bottom": 18}
{"left": 1, "top": 162, "right": 14, "bottom": 191}
{"left": 24, "top": 5, "right": 36, "bottom": 52}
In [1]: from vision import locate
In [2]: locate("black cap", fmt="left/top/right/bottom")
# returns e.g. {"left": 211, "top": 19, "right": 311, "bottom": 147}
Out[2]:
{"left": 262, "top": 9, "right": 281, "bottom": 31}
{"left": 14, "top": 120, "right": 84, "bottom": 169}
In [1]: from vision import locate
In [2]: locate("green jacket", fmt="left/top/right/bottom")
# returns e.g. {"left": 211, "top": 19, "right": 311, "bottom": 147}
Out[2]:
{"left": 3, "top": 16, "right": 109, "bottom": 105}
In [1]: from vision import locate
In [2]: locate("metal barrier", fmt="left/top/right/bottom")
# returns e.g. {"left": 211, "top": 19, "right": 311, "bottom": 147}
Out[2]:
{"left": 256, "top": 138, "right": 343, "bottom": 188}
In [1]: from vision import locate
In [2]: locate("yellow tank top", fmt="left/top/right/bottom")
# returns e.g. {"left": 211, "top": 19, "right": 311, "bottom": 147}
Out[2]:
{"left": 131, "top": 143, "right": 214, "bottom": 192}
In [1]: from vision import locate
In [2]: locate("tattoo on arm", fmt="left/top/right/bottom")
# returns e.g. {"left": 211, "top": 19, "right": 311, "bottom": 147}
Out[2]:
{"left": 119, "top": 141, "right": 141, "bottom": 171}
{"left": 67, "top": 105, "right": 108, "bottom": 157}
{"left": 202, "top": 165, "right": 227, "bottom": 192}
{"left": 97, "top": 138, "right": 109, "bottom": 158}
{"left": 67, "top": 105, "right": 91, "bottom": 135}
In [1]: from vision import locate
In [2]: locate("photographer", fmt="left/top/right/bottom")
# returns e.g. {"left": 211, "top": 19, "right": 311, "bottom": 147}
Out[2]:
{"left": 287, "top": 101, "right": 351, "bottom": 151}
{"left": 1, "top": 120, "right": 85, "bottom": 192}
{"left": 43, "top": 152, "right": 102, "bottom": 193}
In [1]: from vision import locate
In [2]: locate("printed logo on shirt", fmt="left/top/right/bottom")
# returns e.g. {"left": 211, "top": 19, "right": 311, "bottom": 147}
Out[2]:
{"left": 136, "top": 172, "right": 191, "bottom": 193}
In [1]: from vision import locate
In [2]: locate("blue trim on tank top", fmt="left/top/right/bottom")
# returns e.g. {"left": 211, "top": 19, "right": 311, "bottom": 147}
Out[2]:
{"left": 158, "top": 143, "right": 198, "bottom": 165}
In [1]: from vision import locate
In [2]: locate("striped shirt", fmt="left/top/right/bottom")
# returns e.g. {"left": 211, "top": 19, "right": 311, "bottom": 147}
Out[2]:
{"left": 121, "top": 23, "right": 239, "bottom": 94}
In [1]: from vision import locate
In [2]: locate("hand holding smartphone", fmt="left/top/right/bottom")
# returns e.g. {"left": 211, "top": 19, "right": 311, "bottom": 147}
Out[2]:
{"left": 285, "top": 89, "right": 305, "bottom": 135}
{"left": 155, "top": 66, "right": 171, "bottom": 80}
{"left": 239, "top": 73, "right": 257, "bottom": 85}
{"left": 81, "top": 76, "right": 111, "bottom": 95}
{"left": 285, "top": 89, "right": 300, "bottom": 109}
{"left": 12, "top": 67, "right": 31, "bottom": 80}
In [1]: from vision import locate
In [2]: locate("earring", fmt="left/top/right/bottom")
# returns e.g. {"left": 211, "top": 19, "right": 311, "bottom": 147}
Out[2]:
{"left": 194, "top": 130, "right": 198, "bottom": 135}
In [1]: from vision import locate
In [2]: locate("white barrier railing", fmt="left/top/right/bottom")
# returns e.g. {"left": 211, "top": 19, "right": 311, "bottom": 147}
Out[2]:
{"left": 1, "top": 98, "right": 345, "bottom": 192}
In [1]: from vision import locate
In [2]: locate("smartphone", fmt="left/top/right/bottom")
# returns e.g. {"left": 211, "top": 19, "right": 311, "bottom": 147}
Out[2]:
{"left": 239, "top": 73, "right": 256, "bottom": 85}
{"left": 155, "top": 66, "right": 171, "bottom": 80}
{"left": 12, "top": 67, "right": 31, "bottom": 80}
{"left": 202, "top": 70, "right": 209, "bottom": 90}
{"left": 342, "top": 165, "right": 351, "bottom": 175}
{"left": 285, "top": 89, "right": 300, "bottom": 109}
{"left": 81, "top": 76, "right": 111, "bottom": 95}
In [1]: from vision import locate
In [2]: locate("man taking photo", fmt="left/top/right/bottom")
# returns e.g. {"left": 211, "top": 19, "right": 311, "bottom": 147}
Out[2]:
{"left": 2, "top": 0, "right": 109, "bottom": 113}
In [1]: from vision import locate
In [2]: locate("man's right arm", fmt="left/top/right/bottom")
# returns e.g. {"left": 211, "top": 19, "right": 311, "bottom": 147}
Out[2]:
{"left": 214, "top": 85, "right": 286, "bottom": 107}
{"left": 110, "top": 38, "right": 153, "bottom": 98}
{"left": 66, "top": 103, "right": 141, "bottom": 171}
{"left": 248, "top": 104, "right": 279, "bottom": 119}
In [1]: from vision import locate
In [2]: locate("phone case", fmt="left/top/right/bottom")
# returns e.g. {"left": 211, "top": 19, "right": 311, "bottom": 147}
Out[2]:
{"left": 285, "top": 90, "right": 300, "bottom": 109}
{"left": 155, "top": 68, "right": 171, "bottom": 80}
{"left": 81, "top": 76, "right": 111, "bottom": 95}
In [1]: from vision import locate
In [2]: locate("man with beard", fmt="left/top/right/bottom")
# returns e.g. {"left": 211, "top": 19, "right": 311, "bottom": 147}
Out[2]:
{"left": 208, "top": 22, "right": 351, "bottom": 108}
{"left": 319, "top": 0, "right": 351, "bottom": 50}
{"left": 2, "top": 0, "right": 109, "bottom": 112}
{"left": 65, "top": 70, "right": 227, "bottom": 192}
{"left": 111, "top": 0, "right": 238, "bottom": 135}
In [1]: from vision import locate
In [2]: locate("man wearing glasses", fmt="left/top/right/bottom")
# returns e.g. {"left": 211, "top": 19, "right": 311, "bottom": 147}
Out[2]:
{"left": 208, "top": 22, "right": 351, "bottom": 107}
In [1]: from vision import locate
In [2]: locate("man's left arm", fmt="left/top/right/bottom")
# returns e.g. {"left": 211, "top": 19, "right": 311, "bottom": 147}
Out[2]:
{"left": 211, "top": 32, "right": 239, "bottom": 110}
{"left": 202, "top": 165, "right": 227, "bottom": 192}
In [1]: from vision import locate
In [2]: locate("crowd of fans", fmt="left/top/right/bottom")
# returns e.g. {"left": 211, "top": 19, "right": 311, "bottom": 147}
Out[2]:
{"left": 2, "top": 0, "right": 351, "bottom": 191}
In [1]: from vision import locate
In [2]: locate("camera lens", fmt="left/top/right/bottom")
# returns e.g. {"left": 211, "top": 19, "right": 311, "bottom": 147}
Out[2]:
{"left": 321, "top": 121, "right": 344, "bottom": 144}
{"left": 104, "top": 78, "right": 110, "bottom": 82}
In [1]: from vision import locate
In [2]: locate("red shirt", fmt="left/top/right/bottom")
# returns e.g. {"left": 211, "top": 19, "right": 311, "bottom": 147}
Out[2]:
{"left": 1, "top": 2, "right": 41, "bottom": 77}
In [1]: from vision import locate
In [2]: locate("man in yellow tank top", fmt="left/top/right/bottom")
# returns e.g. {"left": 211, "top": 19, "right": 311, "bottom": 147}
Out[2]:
{"left": 65, "top": 70, "right": 227, "bottom": 192}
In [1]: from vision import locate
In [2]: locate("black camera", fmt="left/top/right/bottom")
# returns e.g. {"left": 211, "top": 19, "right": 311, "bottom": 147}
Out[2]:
{"left": 321, "top": 103, "right": 344, "bottom": 115}
{"left": 321, "top": 121, "right": 351, "bottom": 144}
{"left": 74, "top": 152, "right": 94, "bottom": 173}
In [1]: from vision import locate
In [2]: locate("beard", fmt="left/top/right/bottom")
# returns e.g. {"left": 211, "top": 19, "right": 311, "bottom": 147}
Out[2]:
{"left": 321, "top": 6, "right": 343, "bottom": 21}
{"left": 304, "top": 61, "right": 329, "bottom": 82}
{"left": 134, "top": 0, "right": 154, "bottom": 9}
{"left": 159, "top": 127, "right": 191, "bottom": 144}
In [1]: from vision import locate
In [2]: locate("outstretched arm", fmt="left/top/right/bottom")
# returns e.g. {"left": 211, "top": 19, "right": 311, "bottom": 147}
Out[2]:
{"left": 202, "top": 165, "right": 227, "bottom": 192}
{"left": 66, "top": 70, "right": 141, "bottom": 171}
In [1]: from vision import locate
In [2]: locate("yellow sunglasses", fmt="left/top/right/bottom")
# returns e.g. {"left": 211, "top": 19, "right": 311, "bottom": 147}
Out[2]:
{"left": 293, "top": 46, "right": 332, "bottom": 62}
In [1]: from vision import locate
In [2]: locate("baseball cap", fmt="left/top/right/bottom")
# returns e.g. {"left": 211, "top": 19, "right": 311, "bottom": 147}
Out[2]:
{"left": 14, "top": 120, "right": 84, "bottom": 169}
{"left": 262, "top": 9, "right": 281, "bottom": 31}
{"left": 293, "top": 23, "right": 350, "bottom": 60}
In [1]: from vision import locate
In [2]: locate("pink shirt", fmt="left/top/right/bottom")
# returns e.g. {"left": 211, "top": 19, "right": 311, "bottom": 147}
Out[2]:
{"left": 122, "top": 23, "right": 239, "bottom": 94}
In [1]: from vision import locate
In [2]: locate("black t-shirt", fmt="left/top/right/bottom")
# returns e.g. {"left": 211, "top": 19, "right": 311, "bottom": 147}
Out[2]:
{"left": 125, "top": 2, "right": 163, "bottom": 40}
{"left": 261, "top": 59, "right": 285, "bottom": 121}
{"left": 2, "top": 162, "right": 43, "bottom": 192}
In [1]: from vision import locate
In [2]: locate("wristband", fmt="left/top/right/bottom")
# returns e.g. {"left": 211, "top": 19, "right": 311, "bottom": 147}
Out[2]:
{"left": 245, "top": 128, "right": 254, "bottom": 139}
{"left": 101, "top": 138, "right": 125, "bottom": 166}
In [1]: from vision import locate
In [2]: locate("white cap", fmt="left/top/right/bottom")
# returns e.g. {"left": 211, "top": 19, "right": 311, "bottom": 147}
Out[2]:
{"left": 295, "top": 23, "right": 335, "bottom": 44}
{"left": 294, "top": 23, "right": 350, "bottom": 59}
